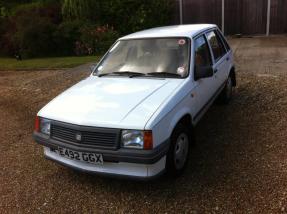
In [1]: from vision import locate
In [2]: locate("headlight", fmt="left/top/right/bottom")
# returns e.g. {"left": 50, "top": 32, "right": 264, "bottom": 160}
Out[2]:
{"left": 40, "top": 118, "right": 51, "bottom": 135}
{"left": 121, "top": 130, "right": 153, "bottom": 150}
{"left": 35, "top": 116, "right": 50, "bottom": 135}
{"left": 122, "top": 130, "right": 144, "bottom": 149}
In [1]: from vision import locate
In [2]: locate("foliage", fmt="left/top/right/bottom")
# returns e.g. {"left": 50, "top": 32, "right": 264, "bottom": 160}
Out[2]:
{"left": 53, "top": 20, "right": 83, "bottom": 56}
{"left": 11, "top": 1, "right": 61, "bottom": 24}
{"left": 0, "top": 17, "right": 15, "bottom": 56}
{"left": 62, "top": 0, "right": 91, "bottom": 21}
{"left": 13, "top": 17, "right": 57, "bottom": 57}
{"left": 0, "top": 0, "right": 175, "bottom": 58}
{"left": 96, "top": 0, "right": 175, "bottom": 35}
{"left": 75, "top": 25, "right": 119, "bottom": 55}
{"left": 4, "top": 1, "right": 62, "bottom": 57}
{"left": 62, "top": 0, "right": 174, "bottom": 35}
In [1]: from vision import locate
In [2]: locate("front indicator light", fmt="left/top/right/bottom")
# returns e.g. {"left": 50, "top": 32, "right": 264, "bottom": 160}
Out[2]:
{"left": 143, "top": 131, "right": 153, "bottom": 150}
{"left": 34, "top": 116, "right": 40, "bottom": 132}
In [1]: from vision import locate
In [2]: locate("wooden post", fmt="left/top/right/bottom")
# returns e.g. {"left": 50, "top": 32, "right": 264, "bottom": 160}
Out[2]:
{"left": 179, "top": 0, "right": 183, "bottom": 24}
{"left": 266, "top": 0, "right": 271, "bottom": 36}
{"left": 222, "top": 0, "right": 225, "bottom": 34}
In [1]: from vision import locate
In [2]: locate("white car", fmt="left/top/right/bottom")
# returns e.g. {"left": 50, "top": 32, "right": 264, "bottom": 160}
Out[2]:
{"left": 33, "top": 24, "right": 236, "bottom": 180}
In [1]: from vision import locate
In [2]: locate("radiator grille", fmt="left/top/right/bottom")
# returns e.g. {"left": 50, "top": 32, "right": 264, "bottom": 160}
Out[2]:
{"left": 51, "top": 124, "right": 119, "bottom": 149}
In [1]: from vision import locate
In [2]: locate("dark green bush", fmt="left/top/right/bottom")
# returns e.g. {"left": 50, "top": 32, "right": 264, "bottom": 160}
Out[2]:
{"left": 75, "top": 25, "right": 119, "bottom": 56}
{"left": 53, "top": 20, "right": 83, "bottom": 56}
{"left": 97, "top": 0, "right": 175, "bottom": 35}
{"left": 62, "top": 0, "right": 174, "bottom": 35}
{"left": 6, "top": 1, "right": 62, "bottom": 58}
{"left": 0, "top": 17, "right": 15, "bottom": 56}
{"left": 13, "top": 17, "right": 57, "bottom": 58}
{"left": 0, "top": 0, "right": 174, "bottom": 58}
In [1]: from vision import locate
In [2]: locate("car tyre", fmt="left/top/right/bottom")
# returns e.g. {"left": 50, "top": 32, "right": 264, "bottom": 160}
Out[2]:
{"left": 218, "top": 75, "right": 233, "bottom": 104}
{"left": 166, "top": 124, "right": 191, "bottom": 177}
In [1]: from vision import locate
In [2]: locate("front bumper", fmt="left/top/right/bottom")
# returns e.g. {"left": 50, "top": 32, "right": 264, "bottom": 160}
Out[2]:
{"left": 33, "top": 132, "right": 169, "bottom": 179}
{"left": 44, "top": 147, "right": 166, "bottom": 180}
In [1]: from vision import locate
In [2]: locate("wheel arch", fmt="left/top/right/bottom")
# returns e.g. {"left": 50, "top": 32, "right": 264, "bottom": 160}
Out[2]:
{"left": 169, "top": 112, "right": 194, "bottom": 139}
{"left": 176, "top": 114, "right": 193, "bottom": 128}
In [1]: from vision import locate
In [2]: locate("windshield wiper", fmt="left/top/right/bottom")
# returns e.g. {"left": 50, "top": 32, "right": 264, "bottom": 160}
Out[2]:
{"left": 98, "top": 71, "right": 182, "bottom": 78}
{"left": 146, "top": 72, "right": 182, "bottom": 78}
{"left": 98, "top": 71, "right": 145, "bottom": 77}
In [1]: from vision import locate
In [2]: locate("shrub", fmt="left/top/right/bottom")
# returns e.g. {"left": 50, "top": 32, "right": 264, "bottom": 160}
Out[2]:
{"left": 62, "top": 0, "right": 92, "bottom": 21}
{"left": 0, "top": 0, "right": 175, "bottom": 58}
{"left": 13, "top": 17, "right": 57, "bottom": 58}
{"left": 75, "top": 25, "right": 119, "bottom": 56}
{"left": 0, "top": 17, "right": 16, "bottom": 56}
{"left": 12, "top": 1, "right": 61, "bottom": 24}
{"left": 5, "top": 1, "right": 61, "bottom": 58}
{"left": 87, "top": 0, "right": 175, "bottom": 35}
{"left": 62, "top": 0, "right": 174, "bottom": 35}
{"left": 53, "top": 20, "right": 83, "bottom": 56}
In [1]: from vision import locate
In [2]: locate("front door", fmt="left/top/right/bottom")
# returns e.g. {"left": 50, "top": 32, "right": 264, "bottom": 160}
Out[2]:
{"left": 192, "top": 34, "right": 217, "bottom": 122}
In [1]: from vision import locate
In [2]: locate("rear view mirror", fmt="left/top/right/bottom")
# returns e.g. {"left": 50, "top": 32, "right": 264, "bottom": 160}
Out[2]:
{"left": 90, "top": 63, "right": 98, "bottom": 72}
{"left": 194, "top": 65, "right": 213, "bottom": 81}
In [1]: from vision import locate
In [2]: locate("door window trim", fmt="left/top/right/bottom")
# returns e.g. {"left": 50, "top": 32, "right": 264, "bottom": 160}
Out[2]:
{"left": 192, "top": 34, "right": 214, "bottom": 81}
{"left": 215, "top": 29, "right": 231, "bottom": 53}
{"left": 204, "top": 29, "right": 229, "bottom": 64}
{"left": 191, "top": 27, "right": 231, "bottom": 78}
{"left": 205, "top": 30, "right": 227, "bottom": 63}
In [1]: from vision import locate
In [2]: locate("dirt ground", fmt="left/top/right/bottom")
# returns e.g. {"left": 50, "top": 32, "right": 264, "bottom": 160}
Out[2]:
{"left": 1, "top": 36, "right": 287, "bottom": 213}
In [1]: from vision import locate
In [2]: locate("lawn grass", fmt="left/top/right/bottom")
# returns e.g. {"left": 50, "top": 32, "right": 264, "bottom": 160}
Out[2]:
{"left": 0, "top": 56, "right": 101, "bottom": 70}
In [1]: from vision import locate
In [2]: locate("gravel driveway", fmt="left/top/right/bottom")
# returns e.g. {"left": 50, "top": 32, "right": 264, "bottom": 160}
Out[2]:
{"left": 1, "top": 37, "right": 287, "bottom": 213}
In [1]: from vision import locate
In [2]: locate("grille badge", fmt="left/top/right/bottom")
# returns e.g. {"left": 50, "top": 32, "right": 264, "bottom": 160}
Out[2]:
{"left": 75, "top": 133, "right": 82, "bottom": 142}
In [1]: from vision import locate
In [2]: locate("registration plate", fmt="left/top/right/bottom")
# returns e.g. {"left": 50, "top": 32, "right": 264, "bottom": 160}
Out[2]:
{"left": 57, "top": 147, "right": 103, "bottom": 165}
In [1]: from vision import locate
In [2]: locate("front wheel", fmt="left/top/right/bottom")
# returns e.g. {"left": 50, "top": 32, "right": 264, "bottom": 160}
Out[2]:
{"left": 166, "top": 124, "right": 191, "bottom": 177}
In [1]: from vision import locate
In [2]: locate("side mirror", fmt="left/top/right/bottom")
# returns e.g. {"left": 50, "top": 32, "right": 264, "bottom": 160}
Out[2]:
{"left": 90, "top": 63, "right": 98, "bottom": 72}
{"left": 194, "top": 65, "right": 213, "bottom": 81}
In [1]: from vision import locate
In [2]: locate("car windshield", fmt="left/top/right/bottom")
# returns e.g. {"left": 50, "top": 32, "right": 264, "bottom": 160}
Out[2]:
{"left": 94, "top": 38, "right": 190, "bottom": 78}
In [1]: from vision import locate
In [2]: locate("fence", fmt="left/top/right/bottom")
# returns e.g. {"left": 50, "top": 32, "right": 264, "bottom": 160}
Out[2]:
{"left": 174, "top": 0, "right": 287, "bottom": 35}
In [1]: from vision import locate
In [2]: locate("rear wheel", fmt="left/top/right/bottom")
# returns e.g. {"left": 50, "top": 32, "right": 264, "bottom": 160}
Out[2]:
{"left": 218, "top": 75, "right": 233, "bottom": 104}
{"left": 166, "top": 124, "right": 191, "bottom": 177}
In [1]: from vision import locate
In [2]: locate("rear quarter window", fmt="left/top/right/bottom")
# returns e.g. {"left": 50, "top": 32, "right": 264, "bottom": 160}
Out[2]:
{"left": 206, "top": 31, "right": 227, "bottom": 62}
{"left": 216, "top": 30, "right": 230, "bottom": 52}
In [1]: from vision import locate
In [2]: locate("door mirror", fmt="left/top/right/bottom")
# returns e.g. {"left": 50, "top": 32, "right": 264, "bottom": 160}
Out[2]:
{"left": 194, "top": 65, "right": 213, "bottom": 81}
{"left": 90, "top": 63, "right": 98, "bottom": 72}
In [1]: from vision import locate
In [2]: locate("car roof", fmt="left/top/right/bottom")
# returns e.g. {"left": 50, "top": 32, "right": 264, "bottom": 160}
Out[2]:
{"left": 120, "top": 24, "right": 217, "bottom": 40}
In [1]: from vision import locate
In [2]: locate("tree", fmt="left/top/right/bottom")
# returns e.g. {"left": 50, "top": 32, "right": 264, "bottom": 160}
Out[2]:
{"left": 61, "top": 0, "right": 174, "bottom": 35}
{"left": 62, "top": 0, "right": 91, "bottom": 20}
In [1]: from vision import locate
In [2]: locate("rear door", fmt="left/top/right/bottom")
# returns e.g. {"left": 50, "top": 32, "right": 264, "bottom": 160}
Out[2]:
{"left": 206, "top": 30, "right": 229, "bottom": 89}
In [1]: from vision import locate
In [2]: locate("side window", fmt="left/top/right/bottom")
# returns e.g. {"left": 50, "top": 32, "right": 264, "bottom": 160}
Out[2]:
{"left": 206, "top": 31, "right": 226, "bottom": 61}
{"left": 194, "top": 36, "right": 212, "bottom": 68}
{"left": 216, "top": 30, "right": 230, "bottom": 51}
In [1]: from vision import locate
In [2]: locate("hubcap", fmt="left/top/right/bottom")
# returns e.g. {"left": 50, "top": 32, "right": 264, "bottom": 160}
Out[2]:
{"left": 174, "top": 133, "right": 189, "bottom": 170}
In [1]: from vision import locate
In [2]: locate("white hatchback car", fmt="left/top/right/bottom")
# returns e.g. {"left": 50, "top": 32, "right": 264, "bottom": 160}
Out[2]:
{"left": 33, "top": 24, "right": 236, "bottom": 180}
